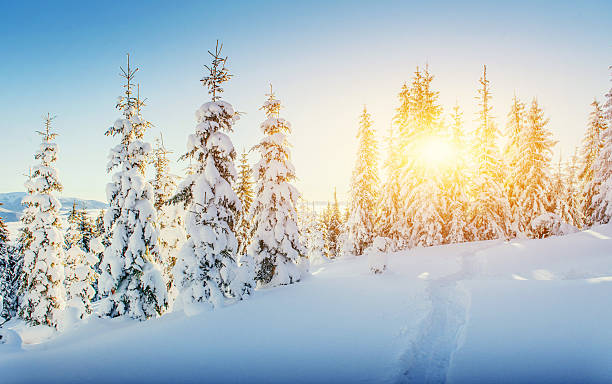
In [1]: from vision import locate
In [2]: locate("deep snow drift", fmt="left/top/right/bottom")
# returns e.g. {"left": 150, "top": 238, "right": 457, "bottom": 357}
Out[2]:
{"left": 1, "top": 226, "right": 612, "bottom": 383}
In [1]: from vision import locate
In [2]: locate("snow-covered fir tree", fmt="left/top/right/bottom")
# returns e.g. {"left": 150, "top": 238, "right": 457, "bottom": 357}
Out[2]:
{"left": 152, "top": 135, "right": 185, "bottom": 290}
{"left": 98, "top": 55, "right": 168, "bottom": 319}
{"left": 400, "top": 66, "right": 446, "bottom": 247}
{"left": 0, "top": 208, "right": 8, "bottom": 248}
{"left": 469, "top": 65, "right": 510, "bottom": 240}
{"left": 76, "top": 205, "right": 94, "bottom": 253}
{"left": 591, "top": 111, "right": 612, "bottom": 224}
{"left": 579, "top": 99, "right": 607, "bottom": 226}
{"left": 550, "top": 155, "right": 582, "bottom": 229}
{"left": 564, "top": 149, "right": 585, "bottom": 228}
{"left": 64, "top": 201, "right": 97, "bottom": 318}
{"left": 409, "top": 177, "right": 445, "bottom": 247}
{"left": 443, "top": 104, "right": 472, "bottom": 243}
{"left": 172, "top": 42, "right": 252, "bottom": 308}
{"left": 248, "top": 86, "right": 306, "bottom": 287}
{"left": 235, "top": 150, "right": 254, "bottom": 256}
{"left": 1, "top": 250, "right": 21, "bottom": 323}
{"left": 17, "top": 168, "right": 36, "bottom": 255}
{"left": 321, "top": 190, "right": 343, "bottom": 258}
{"left": 64, "top": 241, "right": 98, "bottom": 319}
{"left": 2, "top": 171, "right": 35, "bottom": 322}
{"left": 606, "top": 66, "right": 612, "bottom": 123}
{"left": 308, "top": 221, "right": 328, "bottom": 267}
{"left": 94, "top": 210, "right": 105, "bottom": 238}
{"left": 297, "top": 201, "right": 329, "bottom": 266}
{"left": 307, "top": 223, "right": 328, "bottom": 266}
{"left": 346, "top": 106, "right": 379, "bottom": 256}
{"left": 377, "top": 124, "right": 404, "bottom": 250}
{"left": 93, "top": 209, "right": 109, "bottom": 251}
{"left": 393, "top": 80, "right": 415, "bottom": 244}
{"left": 64, "top": 202, "right": 98, "bottom": 319}
{"left": 65, "top": 201, "right": 82, "bottom": 250}
{"left": 590, "top": 69, "right": 612, "bottom": 224}
{"left": 0, "top": 204, "right": 16, "bottom": 322}
{"left": 18, "top": 114, "right": 66, "bottom": 328}
{"left": 514, "top": 99, "right": 556, "bottom": 237}
{"left": 504, "top": 95, "right": 527, "bottom": 234}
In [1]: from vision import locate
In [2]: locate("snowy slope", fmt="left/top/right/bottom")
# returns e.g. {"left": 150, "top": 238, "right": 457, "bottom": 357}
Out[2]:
{"left": 1, "top": 227, "right": 612, "bottom": 383}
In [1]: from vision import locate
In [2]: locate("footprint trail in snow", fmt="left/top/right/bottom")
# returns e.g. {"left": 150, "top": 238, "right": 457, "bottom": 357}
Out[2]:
{"left": 396, "top": 242, "right": 500, "bottom": 384}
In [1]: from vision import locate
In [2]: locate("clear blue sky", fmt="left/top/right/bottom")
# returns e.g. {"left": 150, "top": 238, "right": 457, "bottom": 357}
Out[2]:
{"left": 1, "top": 0, "right": 611, "bottom": 203}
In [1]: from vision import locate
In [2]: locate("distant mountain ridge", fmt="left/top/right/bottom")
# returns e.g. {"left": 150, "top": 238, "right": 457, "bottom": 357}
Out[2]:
{"left": 0, "top": 192, "right": 107, "bottom": 222}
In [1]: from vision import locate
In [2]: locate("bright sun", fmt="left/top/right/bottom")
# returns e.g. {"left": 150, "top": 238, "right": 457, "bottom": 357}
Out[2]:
{"left": 417, "top": 137, "right": 456, "bottom": 170}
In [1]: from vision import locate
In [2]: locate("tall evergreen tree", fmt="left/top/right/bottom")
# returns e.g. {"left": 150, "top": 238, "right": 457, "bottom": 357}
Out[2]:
{"left": 0, "top": 208, "right": 8, "bottom": 246}
{"left": 514, "top": 98, "right": 556, "bottom": 237}
{"left": 504, "top": 95, "right": 527, "bottom": 234}
{"left": 64, "top": 240, "right": 98, "bottom": 319}
{"left": 297, "top": 202, "right": 328, "bottom": 266}
{"left": 235, "top": 150, "right": 254, "bottom": 256}
{"left": 393, "top": 80, "right": 415, "bottom": 244}
{"left": 64, "top": 201, "right": 97, "bottom": 318}
{"left": 19, "top": 114, "right": 66, "bottom": 328}
{"left": 320, "top": 202, "right": 331, "bottom": 257}
{"left": 400, "top": 65, "right": 445, "bottom": 247}
{"left": 152, "top": 135, "right": 184, "bottom": 291}
{"left": 591, "top": 112, "right": 612, "bottom": 224}
{"left": 605, "top": 65, "right": 612, "bottom": 124}
{"left": 550, "top": 155, "right": 582, "bottom": 229}
{"left": 377, "top": 124, "right": 404, "bottom": 249}
{"left": 579, "top": 100, "right": 607, "bottom": 226}
{"left": 565, "top": 149, "right": 585, "bottom": 228}
{"left": 443, "top": 104, "right": 471, "bottom": 243}
{"left": 589, "top": 67, "right": 612, "bottom": 222}
{"left": 589, "top": 68, "right": 612, "bottom": 224}
{"left": 77, "top": 205, "right": 95, "bottom": 253}
{"left": 469, "top": 65, "right": 510, "bottom": 240}
{"left": 2, "top": 170, "right": 35, "bottom": 322}
{"left": 93, "top": 208, "right": 107, "bottom": 248}
{"left": 322, "top": 190, "right": 343, "bottom": 258}
{"left": 248, "top": 86, "right": 306, "bottom": 287}
{"left": 98, "top": 55, "right": 168, "bottom": 319}
{"left": 346, "top": 107, "right": 379, "bottom": 256}
{"left": 65, "top": 201, "right": 82, "bottom": 250}
{"left": 0, "top": 203, "right": 16, "bottom": 322}
{"left": 172, "top": 42, "right": 252, "bottom": 308}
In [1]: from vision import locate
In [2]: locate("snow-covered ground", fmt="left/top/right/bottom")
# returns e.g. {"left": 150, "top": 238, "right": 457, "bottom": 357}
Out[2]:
{"left": 2, "top": 226, "right": 612, "bottom": 383}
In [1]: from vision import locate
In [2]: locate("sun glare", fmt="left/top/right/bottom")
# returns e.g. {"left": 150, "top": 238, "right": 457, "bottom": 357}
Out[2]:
{"left": 416, "top": 136, "right": 456, "bottom": 171}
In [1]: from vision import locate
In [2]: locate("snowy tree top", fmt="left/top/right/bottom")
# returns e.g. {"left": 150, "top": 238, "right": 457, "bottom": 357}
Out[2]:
{"left": 105, "top": 54, "right": 151, "bottom": 140}
{"left": 36, "top": 113, "right": 58, "bottom": 143}
{"left": 200, "top": 40, "right": 232, "bottom": 101}
{"left": 260, "top": 84, "right": 282, "bottom": 118}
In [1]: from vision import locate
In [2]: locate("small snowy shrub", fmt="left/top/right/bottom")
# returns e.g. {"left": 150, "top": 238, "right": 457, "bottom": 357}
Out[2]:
{"left": 530, "top": 213, "right": 577, "bottom": 239}
{"left": 368, "top": 237, "right": 390, "bottom": 275}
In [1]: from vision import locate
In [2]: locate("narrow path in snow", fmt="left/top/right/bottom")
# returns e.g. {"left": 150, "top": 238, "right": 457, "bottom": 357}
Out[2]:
{"left": 396, "top": 242, "right": 500, "bottom": 384}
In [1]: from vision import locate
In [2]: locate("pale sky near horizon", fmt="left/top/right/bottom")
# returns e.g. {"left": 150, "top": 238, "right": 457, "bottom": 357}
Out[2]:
{"left": 1, "top": 0, "right": 611, "bottom": 203}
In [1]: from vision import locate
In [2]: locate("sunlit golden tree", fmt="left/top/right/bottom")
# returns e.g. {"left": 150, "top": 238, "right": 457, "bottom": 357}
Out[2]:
{"left": 346, "top": 107, "right": 379, "bottom": 256}
{"left": 397, "top": 66, "right": 448, "bottom": 247}
{"left": 377, "top": 124, "right": 404, "bottom": 249}
{"left": 235, "top": 150, "right": 253, "bottom": 256}
{"left": 580, "top": 99, "right": 607, "bottom": 226}
{"left": 515, "top": 98, "right": 556, "bottom": 237}
{"left": 469, "top": 65, "right": 510, "bottom": 240}
{"left": 503, "top": 95, "right": 527, "bottom": 234}
{"left": 442, "top": 103, "right": 472, "bottom": 243}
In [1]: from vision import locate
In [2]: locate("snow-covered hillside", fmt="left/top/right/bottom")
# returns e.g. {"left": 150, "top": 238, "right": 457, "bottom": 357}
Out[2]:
{"left": 0, "top": 192, "right": 107, "bottom": 222}
{"left": 1, "top": 226, "right": 612, "bottom": 383}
